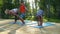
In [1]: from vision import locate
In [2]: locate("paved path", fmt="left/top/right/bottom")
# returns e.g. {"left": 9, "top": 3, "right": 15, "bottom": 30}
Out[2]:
{"left": 0, "top": 20, "right": 60, "bottom": 34}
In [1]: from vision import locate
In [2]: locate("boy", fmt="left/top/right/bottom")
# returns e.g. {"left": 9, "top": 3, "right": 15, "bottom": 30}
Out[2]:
{"left": 36, "top": 8, "right": 44, "bottom": 28}
{"left": 5, "top": 8, "right": 25, "bottom": 24}
{"left": 19, "top": 2, "right": 27, "bottom": 19}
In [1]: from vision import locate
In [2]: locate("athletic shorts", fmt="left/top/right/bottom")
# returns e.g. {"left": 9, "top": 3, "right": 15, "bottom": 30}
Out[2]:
{"left": 20, "top": 13, "right": 25, "bottom": 18}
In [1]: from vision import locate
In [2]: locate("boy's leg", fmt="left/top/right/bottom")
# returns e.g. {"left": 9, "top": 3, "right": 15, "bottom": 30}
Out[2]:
{"left": 37, "top": 16, "right": 43, "bottom": 26}
{"left": 39, "top": 16, "right": 43, "bottom": 26}
{"left": 37, "top": 16, "right": 41, "bottom": 26}
{"left": 19, "top": 17, "right": 25, "bottom": 24}
{"left": 20, "top": 13, "right": 25, "bottom": 19}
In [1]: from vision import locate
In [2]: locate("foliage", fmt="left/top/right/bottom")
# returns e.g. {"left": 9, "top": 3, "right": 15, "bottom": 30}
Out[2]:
{"left": 0, "top": 0, "right": 60, "bottom": 22}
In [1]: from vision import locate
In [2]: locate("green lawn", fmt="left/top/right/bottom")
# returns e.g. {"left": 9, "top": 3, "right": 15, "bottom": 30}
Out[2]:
{"left": 48, "top": 18, "right": 60, "bottom": 23}
{"left": 25, "top": 16, "right": 60, "bottom": 23}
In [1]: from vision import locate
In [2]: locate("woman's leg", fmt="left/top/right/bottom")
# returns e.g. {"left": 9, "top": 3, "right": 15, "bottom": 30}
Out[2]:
{"left": 13, "top": 13, "right": 25, "bottom": 24}
{"left": 13, "top": 13, "right": 18, "bottom": 24}
{"left": 14, "top": 15, "right": 18, "bottom": 24}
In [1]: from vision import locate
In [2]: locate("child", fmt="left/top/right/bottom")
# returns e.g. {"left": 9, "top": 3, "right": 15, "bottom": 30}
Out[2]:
{"left": 5, "top": 8, "right": 25, "bottom": 24}
{"left": 36, "top": 8, "right": 44, "bottom": 27}
{"left": 19, "top": 2, "right": 27, "bottom": 19}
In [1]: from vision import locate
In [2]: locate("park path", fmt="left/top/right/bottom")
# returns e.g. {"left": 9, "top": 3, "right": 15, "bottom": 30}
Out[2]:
{"left": 0, "top": 19, "right": 60, "bottom": 34}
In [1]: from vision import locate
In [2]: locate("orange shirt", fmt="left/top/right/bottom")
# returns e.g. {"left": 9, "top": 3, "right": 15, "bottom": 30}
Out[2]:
{"left": 20, "top": 5, "right": 25, "bottom": 13}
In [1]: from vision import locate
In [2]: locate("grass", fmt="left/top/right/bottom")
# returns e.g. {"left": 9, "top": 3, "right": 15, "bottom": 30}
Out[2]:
{"left": 48, "top": 18, "right": 60, "bottom": 23}
{"left": 44, "top": 17, "right": 60, "bottom": 23}
{"left": 26, "top": 16, "right": 60, "bottom": 23}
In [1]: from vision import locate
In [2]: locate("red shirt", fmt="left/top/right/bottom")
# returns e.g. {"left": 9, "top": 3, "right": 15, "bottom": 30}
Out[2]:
{"left": 20, "top": 5, "right": 25, "bottom": 13}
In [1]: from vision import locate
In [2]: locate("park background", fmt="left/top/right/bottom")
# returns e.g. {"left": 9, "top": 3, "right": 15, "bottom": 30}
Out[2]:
{"left": 0, "top": 0, "right": 60, "bottom": 23}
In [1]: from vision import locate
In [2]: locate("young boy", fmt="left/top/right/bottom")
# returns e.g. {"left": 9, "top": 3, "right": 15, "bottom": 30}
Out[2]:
{"left": 36, "top": 8, "right": 44, "bottom": 27}
{"left": 19, "top": 2, "right": 27, "bottom": 19}
{"left": 5, "top": 8, "right": 25, "bottom": 24}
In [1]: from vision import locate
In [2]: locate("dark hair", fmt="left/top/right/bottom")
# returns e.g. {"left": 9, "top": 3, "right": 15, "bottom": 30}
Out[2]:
{"left": 21, "top": 0, "right": 24, "bottom": 3}
{"left": 39, "top": 7, "right": 44, "bottom": 10}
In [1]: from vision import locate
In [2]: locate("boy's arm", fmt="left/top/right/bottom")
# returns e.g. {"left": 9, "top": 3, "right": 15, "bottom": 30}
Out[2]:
{"left": 25, "top": 7, "right": 29, "bottom": 12}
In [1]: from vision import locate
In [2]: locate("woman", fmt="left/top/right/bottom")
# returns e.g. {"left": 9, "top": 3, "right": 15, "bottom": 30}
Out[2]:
{"left": 5, "top": 8, "right": 25, "bottom": 24}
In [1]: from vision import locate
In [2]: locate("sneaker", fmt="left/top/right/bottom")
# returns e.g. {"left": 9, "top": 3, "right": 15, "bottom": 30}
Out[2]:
{"left": 13, "top": 22, "right": 16, "bottom": 24}
{"left": 21, "top": 23, "right": 25, "bottom": 26}
{"left": 34, "top": 26, "right": 43, "bottom": 28}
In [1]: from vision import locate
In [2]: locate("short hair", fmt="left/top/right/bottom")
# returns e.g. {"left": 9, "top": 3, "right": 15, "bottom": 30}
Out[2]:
{"left": 5, "top": 9, "right": 9, "bottom": 14}
{"left": 39, "top": 7, "right": 44, "bottom": 10}
{"left": 21, "top": 0, "right": 24, "bottom": 3}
